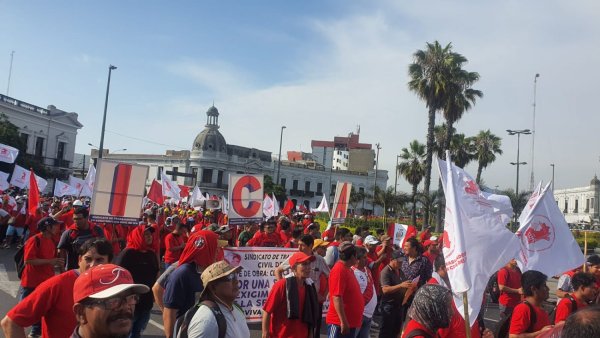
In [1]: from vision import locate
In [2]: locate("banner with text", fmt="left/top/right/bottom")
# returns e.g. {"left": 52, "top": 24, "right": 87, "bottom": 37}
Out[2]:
{"left": 227, "top": 174, "right": 263, "bottom": 225}
{"left": 331, "top": 181, "right": 351, "bottom": 224}
{"left": 90, "top": 160, "right": 149, "bottom": 225}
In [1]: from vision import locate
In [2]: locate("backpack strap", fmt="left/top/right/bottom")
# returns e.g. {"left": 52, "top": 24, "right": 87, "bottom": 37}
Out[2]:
{"left": 565, "top": 294, "right": 578, "bottom": 312}
{"left": 404, "top": 328, "right": 434, "bottom": 338}
{"left": 200, "top": 300, "right": 227, "bottom": 338}
{"left": 523, "top": 300, "right": 537, "bottom": 333}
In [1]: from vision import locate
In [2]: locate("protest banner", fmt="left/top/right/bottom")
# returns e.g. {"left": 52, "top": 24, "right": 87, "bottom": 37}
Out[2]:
{"left": 331, "top": 181, "right": 351, "bottom": 224}
{"left": 223, "top": 247, "right": 329, "bottom": 322}
{"left": 10, "top": 165, "right": 47, "bottom": 191}
{"left": 0, "top": 171, "right": 9, "bottom": 191}
{"left": 227, "top": 174, "right": 263, "bottom": 225}
{"left": 54, "top": 180, "right": 78, "bottom": 197}
{"left": 89, "top": 160, "right": 149, "bottom": 225}
{"left": 0, "top": 143, "right": 19, "bottom": 163}
{"left": 387, "top": 223, "right": 417, "bottom": 247}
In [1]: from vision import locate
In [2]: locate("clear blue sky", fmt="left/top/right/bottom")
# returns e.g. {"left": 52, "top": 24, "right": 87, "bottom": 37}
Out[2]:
{"left": 2, "top": 1, "right": 599, "bottom": 192}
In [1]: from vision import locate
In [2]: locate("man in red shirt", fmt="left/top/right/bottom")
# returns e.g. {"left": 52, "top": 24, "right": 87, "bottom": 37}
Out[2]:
{"left": 1, "top": 238, "right": 113, "bottom": 338}
{"left": 163, "top": 221, "right": 187, "bottom": 269}
{"left": 247, "top": 221, "right": 282, "bottom": 247}
{"left": 554, "top": 272, "right": 597, "bottom": 324}
{"left": 509, "top": 270, "right": 553, "bottom": 337}
{"left": 497, "top": 258, "right": 523, "bottom": 318}
{"left": 326, "top": 242, "right": 364, "bottom": 338}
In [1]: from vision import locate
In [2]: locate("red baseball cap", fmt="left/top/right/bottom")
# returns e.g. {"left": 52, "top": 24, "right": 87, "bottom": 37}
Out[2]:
{"left": 73, "top": 264, "right": 149, "bottom": 303}
{"left": 289, "top": 252, "right": 315, "bottom": 267}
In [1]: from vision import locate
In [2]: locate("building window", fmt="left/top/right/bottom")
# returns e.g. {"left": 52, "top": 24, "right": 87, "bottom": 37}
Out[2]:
{"left": 57, "top": 142, "right": 66, "bottom": 160}
{"left": 292, "top": 180, "right": 298, "bottom": 190}
{"left": 280, "top": 178, "right": 286, "bottom": 188}
{"left": 331, "top": 184, "right": 336, "bottom": 195}
{"left": 191, "top": 167, "right": 198, "bottom": 186}
{"left": 172, "top": 167, "right": 178, "bottom": 180}
{"left": 20, "top": 133, "right": 29, "bottom": 151}
{"left": 592, "top": 198, "right": 595, "bottom": 209}
{"left": 317, "top": 183, "right": 323, "bottom": 193}
{"left": 157, "top": 166, "right": 163, "bottom": 180}
{"left": 575, "top": 200, "right": 579, "bottom": 213}
{"left": 305, "top": 181, "right": 311, "bottom": 192}
{"left": 564, "top": 200, "right": 568, "bottom": 213}
{"left": 217, "top": 170, "right": 224, "bottom": 187}
{"left": 35, "top": 137, "right": 44, "bottom": 158}
{"left": 586, "top": 199, "right": 590, "bottom": 212}
{"left": 359, "top": 187, "right": 365, "bottom": 194}
{"left": 202, "top": 169, "right": 213, "bottom": 184}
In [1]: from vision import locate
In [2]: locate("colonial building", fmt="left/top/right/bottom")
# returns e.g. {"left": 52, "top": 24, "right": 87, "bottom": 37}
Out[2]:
{"left": 95, "top": 106, "right": 388, "bottom": 214}
{"left": 554, "top": 176, "right": 600, "bottom": 225}
{"left": 0, "top": 94, "right": 83, "bottom": 178}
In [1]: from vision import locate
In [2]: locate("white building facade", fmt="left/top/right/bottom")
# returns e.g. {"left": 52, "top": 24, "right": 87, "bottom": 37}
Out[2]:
{"left": 97, "top": 106, "right": 388, "bottom": 215}
{"left": 553, "top": 176, "right": 600, "bottom": 225}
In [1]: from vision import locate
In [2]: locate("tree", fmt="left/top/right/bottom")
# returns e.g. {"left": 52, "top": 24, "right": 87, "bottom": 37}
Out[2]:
{"left": 473, "top": 129, "right": 503, "bottom": 184}
{"left": 263, "top": 175, "right": 286, "bottom": 202}
{"left": 372, "top": 186, "right": 409, "bottom": 227}
{"left": 502, "top": 189, "right": 531, "bottom": 231}
{"left": 398, "top": 140, "right": 426, "bottom": 227}
{"left": 349, "top": 187, "right": 366, "bottom": 214}
{"left": 408, "top": 41, "right": 468, "bottom": 229}
{"left": 433, "top": 124, "right": 474, "bottom": 168}
{"left": 0, "top": 114, "right": 48, "bottom": 177}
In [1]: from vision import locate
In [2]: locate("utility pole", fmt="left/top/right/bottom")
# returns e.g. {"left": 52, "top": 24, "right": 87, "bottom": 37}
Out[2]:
{"left": 530, "top": 73, "right": 540, "bottom": 190}
{"left": 6, "top": 51, "right": 14, "bottom": 96}
{"left": 373, "top": 143, "right": 381, "bottom": 216}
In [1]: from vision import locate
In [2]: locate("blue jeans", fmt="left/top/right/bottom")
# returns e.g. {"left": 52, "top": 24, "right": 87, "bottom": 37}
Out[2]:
{"left": 19, "top": 286, "right": 41, "bottom": 335}
{"left": 128, "top": 309, "right": 151, "bottom": 338}
{"left": 328, "top": 324, "right": 357, "bottom": 338}
{"left": 355, "top": 315, "right": 372, "bottom": 338}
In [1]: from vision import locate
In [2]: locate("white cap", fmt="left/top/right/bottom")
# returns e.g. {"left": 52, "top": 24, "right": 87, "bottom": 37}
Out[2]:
{"left": 364, "top": 235, "right": 380, "bottom": 245}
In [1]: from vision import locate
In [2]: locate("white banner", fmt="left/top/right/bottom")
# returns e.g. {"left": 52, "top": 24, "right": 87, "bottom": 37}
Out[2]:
{"left": 0, "top": 143, "right": 19, "bottom": 163}
{"left": 9, "top": 165, "right": 47, "bottom": 191}
{"left": 54, "top": 180, "right": 78, "bottom": 197}
{"left": 0, "top": 171, "right": 9, "bottom": 191}
{"left": 263, "top": 194, "right": 275, "bottom": 218}
{"left": 161, "top": 171, "right": 181, "bottom": 202}
{"left": 331, "top": 181, "right": 351, "bottom": 224}
{"left": 82, "top": 165, "right": 96, "bottom": 197}
{"left": 228, "top": 174, "right": 263, "bottom": 225}
{"left": 69, "top": 175, "right": 86, "bottom": 196}
{"left": 312, "top": 194, "right": 329, "bottom": 213}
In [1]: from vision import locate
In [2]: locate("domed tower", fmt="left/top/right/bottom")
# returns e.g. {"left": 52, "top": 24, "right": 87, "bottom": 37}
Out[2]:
{"left": 591, "top": 175, "right": 600, "bottom": 187}
{"left": 192, "top": 106, "right": 227, "bottom": 152}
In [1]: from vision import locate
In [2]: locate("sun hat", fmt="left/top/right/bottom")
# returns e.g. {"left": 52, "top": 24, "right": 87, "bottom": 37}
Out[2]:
{"left": 312, "top": 239, "right": 330, "bottom": 250}
{"left": 199, "top": 261, "right": 242, "bottom": 300}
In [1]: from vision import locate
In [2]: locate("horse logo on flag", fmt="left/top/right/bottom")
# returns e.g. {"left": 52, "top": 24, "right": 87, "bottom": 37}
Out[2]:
{"left": 517, "top": 215, "right": 555, "bottom": 252}
{"left": 464, "top": 179, "right": 480, "bottom": 195}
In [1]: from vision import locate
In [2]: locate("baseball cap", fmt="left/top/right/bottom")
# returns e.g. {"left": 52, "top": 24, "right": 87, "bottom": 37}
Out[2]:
{"left": 217, "top": 225, "right": 232, "bottom": 234}
{"left": 289, "top": 252, "right": 315, "bottom": 266}
{"left": 73, "top": 264, "right": 149, "bottom": 303}
{"left": 73, "top": 200, "right": 83, "bottom": 206}
{"left": 364, "top": 235, "right": 380, "bottom": 245}
{"left": 339, "top": 241, "right": 355, "bottom": 253}
{"left": 587, "top": 255, "right": 600, "bottom": 266}
{"left": 199, "top": 261, "right": 242, "bottom": 300}
{"left": 430, "top": 236, "right": 438, "bottom": 241}
{"left": 37, "top": 217, "right": 62, "bottom": 232}
{"left": 312, "top": 239, "right": 330, "bottom": 250}
{"left": 391, "top": 250, "right": 404, "bottom": 260}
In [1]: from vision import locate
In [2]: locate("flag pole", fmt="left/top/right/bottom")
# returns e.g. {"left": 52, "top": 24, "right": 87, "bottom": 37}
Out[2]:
{"left": 462, "top": 292, "right": 472, "bottom": 338}
{"left": 583, "top": 231, "right": 588, "bottom": 272}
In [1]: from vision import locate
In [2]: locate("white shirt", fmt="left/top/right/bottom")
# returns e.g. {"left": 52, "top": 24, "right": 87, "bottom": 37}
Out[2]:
{"left": 187, "top": 302, "right": 250, "bottom": 338}
{"left": 352, "top": 267, "right": 377, "bottom": 318}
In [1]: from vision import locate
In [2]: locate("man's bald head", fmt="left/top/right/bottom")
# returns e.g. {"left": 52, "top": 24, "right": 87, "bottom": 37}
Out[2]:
{"left": 562, "top": 305, "right": 600, "bottom": 337}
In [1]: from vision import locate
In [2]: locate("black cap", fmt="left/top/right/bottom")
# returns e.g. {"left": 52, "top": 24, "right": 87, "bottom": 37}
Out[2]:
{"left": 37, "top": 217, "right": 62, "bottom": 232}
{"left": 587, "top": 254, "right": 600, "bottom": 266}
{"left": 339, "top": 241, "right": 355, "bottom": 253}
{"left": 391, "top": 250, "right": 404, "bottom": 260}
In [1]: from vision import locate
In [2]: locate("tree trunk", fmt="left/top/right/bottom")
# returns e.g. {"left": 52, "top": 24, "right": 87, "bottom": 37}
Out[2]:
{"left": 476, "top": 163, "right": 483, "bottom": 184}
{"left": 411, "top": 183, "right": 418, "bottom": 227}
{"left": 422, "top": 107, "right": 436, "bottom": 230}
{"left": 443, "top": 122, "right": 454, "bottom": 158}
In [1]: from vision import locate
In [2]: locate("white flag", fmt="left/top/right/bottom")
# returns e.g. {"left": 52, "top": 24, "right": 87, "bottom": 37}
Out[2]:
{"left": 311, "top": 194, "right": 329, "bottom": 213}
{"left": 189, "top": 186, "right": 206, "bottom": 206}
{"left": 518, "top": 181, "right": 543, "bottom": 225}
{"left": 438, "top": 156, "right": 521, "bottom": 326}
{"left": 69, "top": 175, "right": 86, "bottom": 196}
{"left": 0, "top": 143, "right": 19, "bottom": 163}
{"left": 161, "top": 172, "right": 181, "bottom": 201}
{"left": 263, "top": 194, "right": 275, "bottom": 217}
{"left": 222, "top": 196, "right": 229, "bottom": 215}
{"left": 54, "top": 180, "right": 78, "bottom": 197}
{"left": 272, "top": 193, "right": 280, "bottom": 216}
{"left": 9, "top": 165, "right": 47, "bottom": 191}
{"left": 516, "top": 182, "right": 584, "bottom": 277}
{"left": 0, "top": 171, "right": 9, "bottom": 191}
{"left": 81, "top": 165, "right": 96, "bottom": 197}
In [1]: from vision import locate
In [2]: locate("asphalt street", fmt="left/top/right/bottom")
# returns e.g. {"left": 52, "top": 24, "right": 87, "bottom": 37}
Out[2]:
{"left": 0, "top": 249, "right": 558, "bottom": 338}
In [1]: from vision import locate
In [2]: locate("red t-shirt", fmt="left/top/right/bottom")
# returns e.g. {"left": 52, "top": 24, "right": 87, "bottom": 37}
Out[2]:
{"left": 366, "top": 251, "right": 382, "bottom": 295}
{"left": 326, "top": 261, "right": 364, "bottom": 328}
{"left": 56, "top": 210, "right": 74, "bottom": 228}
{"left": 164, "top": 232, "right": 186, "bottom": 264}
{"left": 498, "top": 267, "right": 522, "bottom": 308}
{"left": 437, "top": 300, "right": 481, "bottom": 338}
{"left": 402, "top": 319, "right": 436, "bottom": 338}
{"left": 423, "top": 251, "right": 437, "bottom": 266}
{"left": 22, "top": 235, "right": 57, "bottom": 288}
{"left": 8, "top": 270, "right": 78, "bottom": 338}
{"left": 554, "top": 294, "right": 587, "bottom": 324}
{"left": 247, "top": 232, "right": 282, "bottom": 247}
{"left": 279, "top": 231, "right": 292, "bottom": 244}
{"left": 263, "top": 278, "right": 309, "bottom": 338}
{"left": 322, "top": 228, "right": 335, "bottom": 241}
{"left": 25, "top": 214, "right": 43, "bottom": 235}
{"left": 509, "top": 301, "right": 551, "bottom": 334}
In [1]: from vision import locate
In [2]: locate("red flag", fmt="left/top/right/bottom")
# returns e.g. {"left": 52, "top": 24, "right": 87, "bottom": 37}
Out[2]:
{"left": 147, "top": 179, "right": 164, "bottom": 205}
{"left": 28, "top": 169, "right": 40, "bottom": 217}
{"left": 282, "top": 199, "right": 294, "bottom": 215}
{"left": 178, "top": 185, "right": 190, "bottom": 198}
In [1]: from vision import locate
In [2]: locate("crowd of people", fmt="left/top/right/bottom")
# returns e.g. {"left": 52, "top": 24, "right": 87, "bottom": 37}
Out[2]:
{"left": 0, "top": 193, "right": 599, "bottom": 337}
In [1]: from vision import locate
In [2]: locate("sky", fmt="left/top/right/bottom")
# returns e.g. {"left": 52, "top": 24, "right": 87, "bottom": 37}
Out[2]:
{"left": 1, "top": 0, "right": 599, "bottom": 193}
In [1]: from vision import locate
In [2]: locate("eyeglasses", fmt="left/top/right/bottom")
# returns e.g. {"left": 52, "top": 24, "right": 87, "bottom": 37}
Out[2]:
{"left": 84, "top": 294, "right": 139, "bottom": 310}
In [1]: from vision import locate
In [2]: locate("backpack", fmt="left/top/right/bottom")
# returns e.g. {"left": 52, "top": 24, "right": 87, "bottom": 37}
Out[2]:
{"left": 174, "top": 300, "right": 232, "bottom": 338}
{"left": 494, "top": 301, "right": 537, "bottom": 338}
{"left": 14, "top": 235, "right": 41, "bottom": 279}
{"left": 487, "top": 270, "right": 501, "bottom": 303}
{"left": 404, "top": 328, "right": 434, "bottom": 338}
{"left": 549, "top": 294, "right": 577, "bottom": 324}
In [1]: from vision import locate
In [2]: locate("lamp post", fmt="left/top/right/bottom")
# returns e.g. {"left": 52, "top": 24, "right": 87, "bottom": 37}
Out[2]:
{"left": 507, "top": 129, "right": 531, "bottom": 195}
{"left": 98, "top": 65, "right": 117, "bottom": 160}
{"left": 550, "top": 163, "right": 555, "bottom": 191}
{"left": 374, "top": 143, "right": 381, "bottom": 217}
{"left": 530, "top": 73, "right": 540, "bottom": 190}
{"left": 394, "top": 154, "right": 400, "bottom": 195}
{"left": 275, "top": 126, "right": 286, "bottom": 186}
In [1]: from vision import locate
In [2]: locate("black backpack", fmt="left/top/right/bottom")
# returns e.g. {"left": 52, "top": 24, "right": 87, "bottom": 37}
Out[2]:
{"left": 494, "top": 301, "right": 537, "bottom": 338}
{"left": 487, "top": 270, "right": 501, "bottom": 303}
{"left": 404, "top": 328, "right": 434, "bottom": 338}
{"left": 13, "top": 235, "right": 41, "bottom": 279}
{"left": 174, "top": 300, "right": 232, "bottom": 338}
{"left": 549, "top": 294, "right": 577, "bottom": 324}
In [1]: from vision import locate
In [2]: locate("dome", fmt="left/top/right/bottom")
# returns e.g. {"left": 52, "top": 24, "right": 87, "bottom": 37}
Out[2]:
{"left": 192, "top": 128, "right": 227, "bottom": 152}
{"left": 207, "top": 105, "right": 219, "bottom": 117}
{"left": 591, "top": 175, "right": 600, "bottom": 186}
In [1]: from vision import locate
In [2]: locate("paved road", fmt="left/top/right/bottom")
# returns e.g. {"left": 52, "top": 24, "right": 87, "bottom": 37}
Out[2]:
{"left": 0, "top": 249, "right": 558, "bottom": 338}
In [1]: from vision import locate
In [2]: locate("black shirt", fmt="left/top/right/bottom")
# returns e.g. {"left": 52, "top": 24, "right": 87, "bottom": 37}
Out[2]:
{"left": 380, "top": 264, "right": 407, "bottom": 306}
{"left": 114, "top": 248, "right": 159, "bottom": 313}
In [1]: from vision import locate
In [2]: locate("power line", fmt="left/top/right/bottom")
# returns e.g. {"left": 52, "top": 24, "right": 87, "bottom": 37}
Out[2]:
{"left": 105, "top": 129, "right": 188, "bottom": 149}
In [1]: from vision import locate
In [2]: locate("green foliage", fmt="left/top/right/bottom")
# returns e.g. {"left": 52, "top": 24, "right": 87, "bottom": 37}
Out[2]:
{"left": 264, "top": 175, "right": 286, "bottom": 201}
{"left": 0, "top": 114, "right": 48, "bottom": 177}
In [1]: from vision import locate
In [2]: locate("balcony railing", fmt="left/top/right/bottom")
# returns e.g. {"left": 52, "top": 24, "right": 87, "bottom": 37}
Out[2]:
{"left": 289, "top": 189, "right": 304, "bottom": 197}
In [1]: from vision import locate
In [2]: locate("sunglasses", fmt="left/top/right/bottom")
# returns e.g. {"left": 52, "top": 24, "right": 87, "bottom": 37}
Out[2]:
{"left": 84, "top": 294, "right": 139, "bottom": 311}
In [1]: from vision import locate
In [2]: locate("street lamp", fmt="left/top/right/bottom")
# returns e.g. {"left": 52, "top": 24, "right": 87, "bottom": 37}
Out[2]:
{"left": 98, "top": 65, "right": 117, "bottom": 160}
{"left": 530, "top": 73, "right": 540, "bottom": 191}
{"left": 550, "top": 163, "right": 555, "bottom": 191}
{"left": 507, "top": 129, "right": 531, "bottom": 195}
{"left": 275, "top": 126, "right": 286, "bottom": 187}
{"left": 394, "top": 155, "right": 400, "bottom": 195}
{"left": 112, "top": 148, "right": 127, "bottom": 153}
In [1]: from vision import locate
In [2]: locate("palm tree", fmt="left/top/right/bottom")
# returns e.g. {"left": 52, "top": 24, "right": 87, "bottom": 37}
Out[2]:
{"left": 502, "top": 189, "right": 531, "bottom": 231}
{"left": 473, "top": 129, "right": 503, "bottom": 184}
{"left": 408, "top": 41, "right": 467, "bottom": 229}
{"left": 398, "top": 140, "right": 426, "bottom": 227}
{"left": 451, "top": 133, "right": 475, "bottom": 168}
